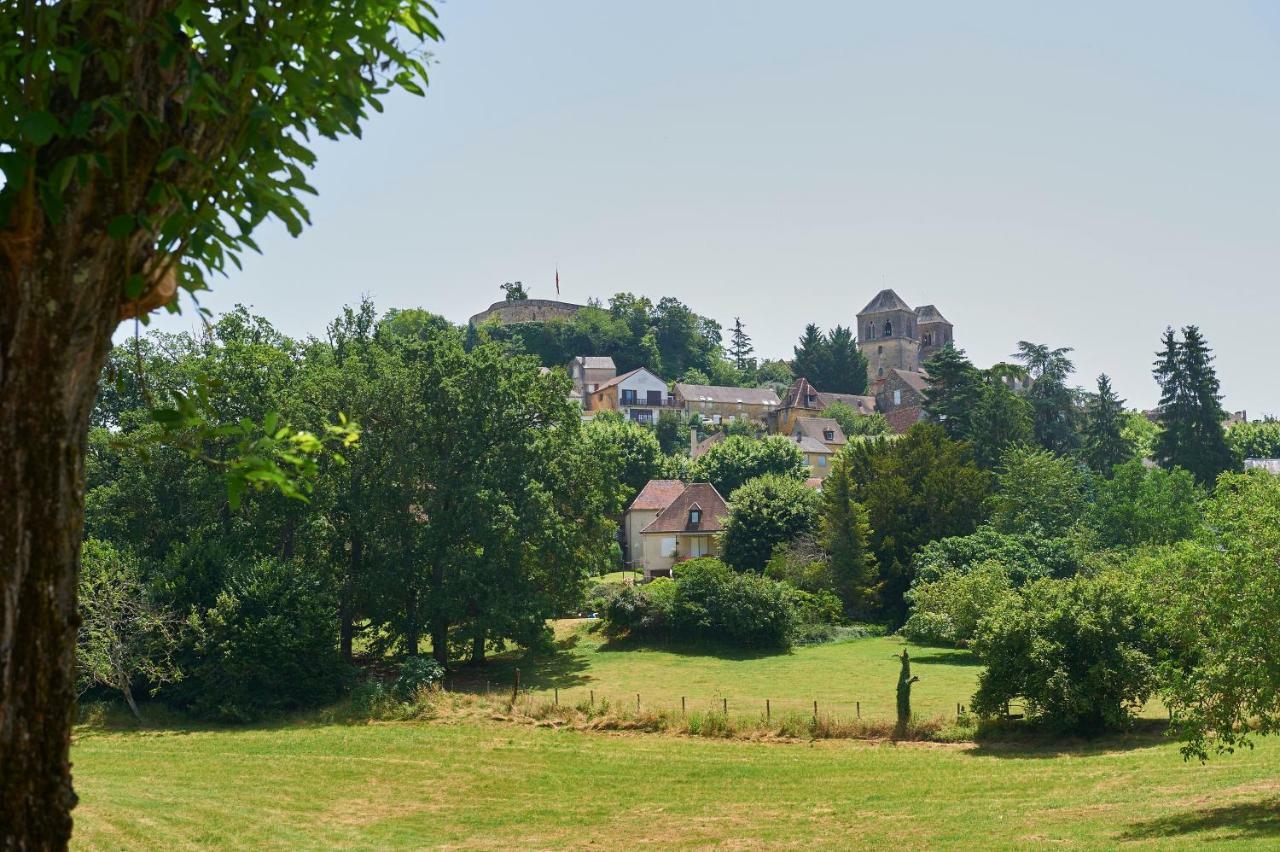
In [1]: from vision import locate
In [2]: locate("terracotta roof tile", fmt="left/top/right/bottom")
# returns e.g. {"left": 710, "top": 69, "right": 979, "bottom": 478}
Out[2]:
{"left": 629, "top": 479, "right": 687, "bottom": 511}
{"left": 640, "top": 483, "right": 729, "bottom": 534}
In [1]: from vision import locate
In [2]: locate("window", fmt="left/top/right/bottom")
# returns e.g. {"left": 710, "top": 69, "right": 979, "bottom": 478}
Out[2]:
{"left": 823, "top": 429, "right": 834, "bottom": 441}
{"left": 688, "top": 508, "right": 701, "bottom": 526}
{"left": 660, "top": 537, "right": 677, "bottom": 557}
{"left": 647, "top": 390, "right": 663, "bottom": 405}
{"left": 893, "top": 389, "right": 902, "bottom": 406}
{"left": 621, "top": 389, "right": 637, "bottom": 405}
{"left": 818, "top": 455, "right": 828, "bottom": 467}
{"left": 883, "top": 321, "right": 893, "bottom": 337}
{"left": 867, "top": 324, "right": 875, "bottom": 340}
{"left": 633, "top": 409, "right": 654, "bottom": 424}
{"left": 689, "top": 536, "right": 709, "bottom": 557}
{"left": 878, "top": 367, "right": 884, "bottom": 377}
{"left": 922, "top": 332, "right": 932, "bottom": 347}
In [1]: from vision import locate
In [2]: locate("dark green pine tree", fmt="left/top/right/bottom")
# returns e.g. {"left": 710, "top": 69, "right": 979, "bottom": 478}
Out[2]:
{"left": 968, "top": 381, "right": 1035, "bottom": 469}
{"left": 820, "top": 450, "right": 879, "bottom": 612}
{"left": 1082, "top": 374, "right": 1134, "bottom": 476}
{"left": 823, "top": 325, "right": 869, "bottom": 395}
{"left": 1179, "top": 327, "right": 1235, "bottom": 485}
{"left": 920, "top": 343, "right": 983, "bottom": 440}
{"left": 792, "top": 323, "right": 829, "bottom": 385}
{"left": 1152, "top": 327, "right": 1186, "bottom": 468}
{"left": 728, "top": 317, "right": 754, "bottom": 372}
{"left": 1153, "top": 326, "right": 1235, "bottom": 486}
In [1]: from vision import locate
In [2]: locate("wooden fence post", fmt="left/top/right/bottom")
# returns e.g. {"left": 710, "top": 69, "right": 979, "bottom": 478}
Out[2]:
{"left": 722, "top": 698, "right": 727, "bottom": 715}
{"left": 511, "top": 668, "right": 520, "bottom": 705}
{"left": 636, "top": 693, "right": 641, "bottom": 714}
{"left": 681, "top": 696, "right": 686, "bottom": 716}
{"left": 766, "top": 699, "right": 770, "bottom": 721}
{"left": 813, "top": 701, "right": 818, "bottom": 723}
{"left": 590, "top": 689, "right": 594, "bottom": 707}
{"left": 554, "top": 688, "right": 559, "bottom": 706}
{"left": 856, "top": 701, "right": 860, "bottom": 719}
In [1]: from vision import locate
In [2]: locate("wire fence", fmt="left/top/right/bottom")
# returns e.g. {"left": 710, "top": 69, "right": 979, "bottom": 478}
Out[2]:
{"left": 448, "top": 673, "right": 1000, "bottom": 723}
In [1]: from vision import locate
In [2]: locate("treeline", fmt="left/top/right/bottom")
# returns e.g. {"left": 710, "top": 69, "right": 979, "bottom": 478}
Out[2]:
{"left": 477, "top": 292, "right": 869, "bottom": 393}
{"left": 83, "top": 302, "right": 637, "bottom": 720}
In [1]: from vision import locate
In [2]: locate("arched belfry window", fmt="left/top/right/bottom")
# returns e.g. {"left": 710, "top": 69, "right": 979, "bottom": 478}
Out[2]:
{"left": 883, "top": 321, "right": 893, "bottom": 338}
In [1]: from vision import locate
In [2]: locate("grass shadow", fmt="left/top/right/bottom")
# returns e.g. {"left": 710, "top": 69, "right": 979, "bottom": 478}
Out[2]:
{"left": 447, "top": 634, "right": 592, "bottom": 693}
{"left": 967, "top": 718, "right": 1171, "bottom": 759}
{"left": 1120, "top": 798, "right": 1280, "bottom": 842}
{"left": 908, "top": 651, "right": 980, "bottom": 667}
{"left": 594, "top": 634, "right": 788, "bottom": 661}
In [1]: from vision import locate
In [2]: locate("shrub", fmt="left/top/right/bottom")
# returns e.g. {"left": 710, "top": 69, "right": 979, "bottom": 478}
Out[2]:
{"left": 765, "top": 533, "right": 832, "bottom": 594}
{"left": 720, "top": 474, "right": 821, "bottom": 572}
{"left": 970, "top": 573, "right": 1158, "bottom": 735}
{"left": 601, "top": 559, "right": 800, "bottom": 649}
{"left": 902, "top": 560, "right": 1015, "bottom": 646}
{"left": 600, "top": 580, "right": 675, "bottom": 639}
{"left": 176, "top": 558, "right": 351, "bottom": 721}
{"left": 912, "top": 525, "right": 1078, "bottom": 585}
{"left": 689, "top": 434, "right": 808, "bottom": 497}
{"left": 1084, "top": 460, "right": 1203, "bottom": 549}
{"left": 987, "top": 446, "right": 1089, "bottom": 538}
{"left": 393, "top": 657, "right": 445, "bottom": 699}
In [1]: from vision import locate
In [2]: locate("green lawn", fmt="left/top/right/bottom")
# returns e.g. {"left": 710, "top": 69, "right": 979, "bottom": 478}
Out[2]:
{"left": 454, "top": 620, "right": 984, "bottom": 722}
{"left": 72, "top": 718, "right": 1280, "bottom": 849}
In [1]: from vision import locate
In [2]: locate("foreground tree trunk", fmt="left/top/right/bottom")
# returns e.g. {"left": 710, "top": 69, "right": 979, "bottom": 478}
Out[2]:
{"left": 1, "top": 225, "right": 120, "bottom": 846}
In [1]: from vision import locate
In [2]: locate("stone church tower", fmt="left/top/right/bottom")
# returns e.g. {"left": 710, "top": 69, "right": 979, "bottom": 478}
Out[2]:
{"left": 856, "top": 289, "right": 954, "bottom": 386}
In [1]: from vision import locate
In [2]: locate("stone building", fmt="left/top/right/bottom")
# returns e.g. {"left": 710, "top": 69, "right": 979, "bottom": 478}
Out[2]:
{"left": 856, "top": 289, "right": 954, "bottom": 384}
{"left": 469, "top": 298, "right": 585, "bottom": 327}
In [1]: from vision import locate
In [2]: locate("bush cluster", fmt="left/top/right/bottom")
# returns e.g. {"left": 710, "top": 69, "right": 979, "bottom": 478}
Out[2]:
{"left": 600, "top": 558, "right": 820, "bottom": 649}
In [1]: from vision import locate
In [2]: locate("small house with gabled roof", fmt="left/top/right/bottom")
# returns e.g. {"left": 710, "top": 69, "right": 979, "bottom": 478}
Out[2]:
{"left": 637, "top": 482, "right": 729, "bottom": 578}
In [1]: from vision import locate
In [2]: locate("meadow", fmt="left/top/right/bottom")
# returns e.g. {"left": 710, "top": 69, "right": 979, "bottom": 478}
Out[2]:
{"left": 72, "top": 716, "right": 1280, "bottom": 849}
{"left": 450, "top": 620, "right": 984, "bottom": 723}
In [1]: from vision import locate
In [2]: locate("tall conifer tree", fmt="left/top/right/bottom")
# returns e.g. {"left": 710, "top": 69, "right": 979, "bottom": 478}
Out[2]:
{"left": 1153, "top": 326, "right": 1235, "bottom": 486}
{"left": 792, "top": 324, "right": 828, "bottom": 384}
{"left": 1082, "top": 374, "right": 1134, "bottom": 475}
{"left": 921, "top": 344, "right": 983, "bottom": 440}
{"left": 820, "top": 450, "right": 879, "bottom": 611}
{"left": 728, "top": 317, "right": 754, "bottom": 372}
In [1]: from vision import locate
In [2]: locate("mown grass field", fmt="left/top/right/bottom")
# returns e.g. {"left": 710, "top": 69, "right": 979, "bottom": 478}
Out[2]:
{"left": 454, "top": 620, "right": 988, "bottom": 722}
{"left": 72, "top": 717, "right": 1280, "bottom": 849}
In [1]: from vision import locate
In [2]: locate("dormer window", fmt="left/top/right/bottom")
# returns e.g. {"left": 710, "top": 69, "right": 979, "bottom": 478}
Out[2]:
{"left": 823, "top": 429, "right": 834, "bottom": 441}
{"left": 688, "top": 508, "right": 701, "bottom": 526}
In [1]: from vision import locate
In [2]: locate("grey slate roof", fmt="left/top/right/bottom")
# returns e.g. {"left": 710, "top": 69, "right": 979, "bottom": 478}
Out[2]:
{"left": 793, "top": 435, "right": 834, "bottom": 454}
{"left": 890, "top": 369, "right": 930, "bottom": 393}
{"left": 859, "top": 289, "right": 914, "bottom": 315}
{"left": 792, "top": 417, "right": 848, "bottom": 446}
{"left": 914, "top": 305, "right": 951, "bottom": 325}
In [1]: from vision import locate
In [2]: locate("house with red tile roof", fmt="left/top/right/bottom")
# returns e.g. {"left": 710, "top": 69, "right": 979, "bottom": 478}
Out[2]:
{"left": 636, "top": 482, "right": 729, "bottom": 579}
{"left": 623, "top": 480, "right": 687, "bottom": 574}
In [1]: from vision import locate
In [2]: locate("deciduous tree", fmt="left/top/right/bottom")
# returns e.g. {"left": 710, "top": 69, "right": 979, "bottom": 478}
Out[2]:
{"left": 0, "top": 3, "right": 440, "bottom": 841}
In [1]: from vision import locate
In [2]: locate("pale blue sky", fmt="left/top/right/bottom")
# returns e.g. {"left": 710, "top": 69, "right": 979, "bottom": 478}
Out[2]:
{"left": 139, "top": 1, "right": 1280, "bottom": 415}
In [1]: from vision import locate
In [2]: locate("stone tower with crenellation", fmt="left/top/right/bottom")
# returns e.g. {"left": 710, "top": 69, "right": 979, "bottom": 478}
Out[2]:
{"left": 856, "top": 289, "right": 954, "bottom": 388}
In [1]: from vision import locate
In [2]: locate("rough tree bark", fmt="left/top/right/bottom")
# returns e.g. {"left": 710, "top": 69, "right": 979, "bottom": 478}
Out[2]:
{"left": 1, "top": 187, "right": 124, "bottom": 846}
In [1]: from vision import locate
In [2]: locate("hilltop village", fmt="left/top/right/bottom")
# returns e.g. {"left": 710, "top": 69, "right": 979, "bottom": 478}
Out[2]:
{"left": 471, "top": 288, "right": 968, "bottom": 577}
{"left": 474, "top": 287, "right": 950, "bottom": 435}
